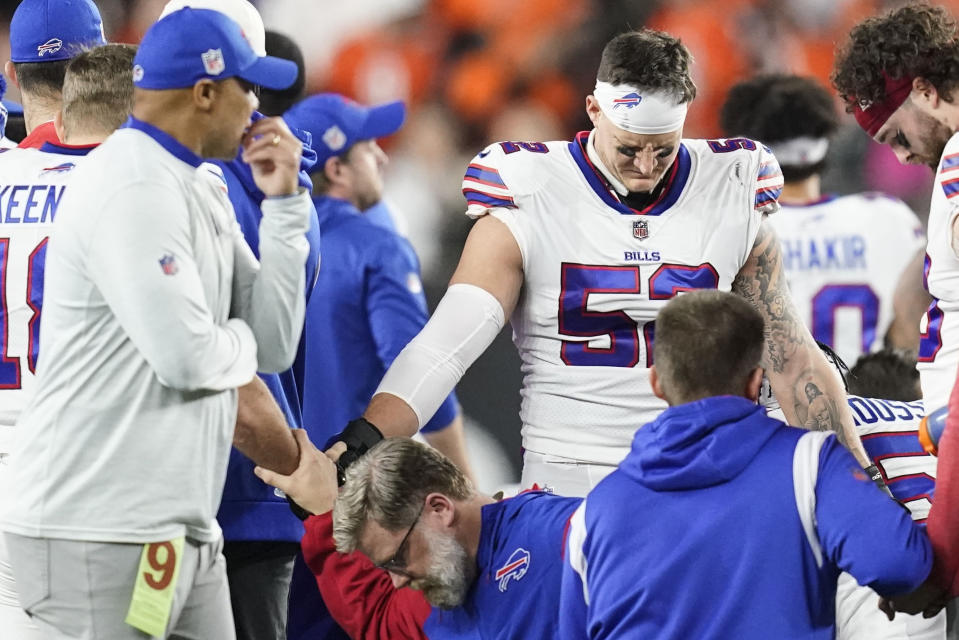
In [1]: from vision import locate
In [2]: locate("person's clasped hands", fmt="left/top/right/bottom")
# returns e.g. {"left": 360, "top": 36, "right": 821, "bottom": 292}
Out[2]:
{"left": 254, "top": 429, "right": 345, "bottom": 516}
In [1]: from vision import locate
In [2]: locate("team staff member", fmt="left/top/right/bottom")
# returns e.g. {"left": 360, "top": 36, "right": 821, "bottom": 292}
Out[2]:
{"left": 282, "top": 92, "right": 470, "bottom": 640}
{"left": 0, "top": 42, "right": 137, "bottom": 640}
{"left": 560, "top": 291, "right": 932, "bottom": 639}
{"left": 151, "top": 3, "right": 322, "bottom": 638}
{"left": 6, "top": 0, "right": 106, "bottom": 148}
{"left": 347, "top": 28, "right": 873, "bottom": 496}
{"left": 2, "top": 10, "right": 310, "bottom": 638}
{"left": 255, "top": 434, "right": 579, "bottom": 640}
{"left": 832, "top": 3, "right": 959, "bottom": 611}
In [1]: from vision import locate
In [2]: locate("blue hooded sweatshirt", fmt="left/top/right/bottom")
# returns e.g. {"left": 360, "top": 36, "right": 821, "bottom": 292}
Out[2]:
{"left": 560, "top": 395, "right": 932, "bottom": 640}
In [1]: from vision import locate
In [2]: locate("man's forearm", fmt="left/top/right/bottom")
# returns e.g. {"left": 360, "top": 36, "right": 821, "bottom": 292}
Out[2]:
{"left": 234, "top": 376, "right": 299, "bottom": 474}
{"left": 363, "top": 392, "right": 419, "bottom": 438}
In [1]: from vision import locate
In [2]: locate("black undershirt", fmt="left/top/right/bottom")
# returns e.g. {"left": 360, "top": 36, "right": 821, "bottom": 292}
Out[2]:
{"left": 620, "top": 178, "right": 668, "bottom": 211}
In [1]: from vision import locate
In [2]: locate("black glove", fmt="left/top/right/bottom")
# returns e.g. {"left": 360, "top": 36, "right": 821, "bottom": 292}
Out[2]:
{"left": 330, "top": 418, "right": 384, "bottom": 486}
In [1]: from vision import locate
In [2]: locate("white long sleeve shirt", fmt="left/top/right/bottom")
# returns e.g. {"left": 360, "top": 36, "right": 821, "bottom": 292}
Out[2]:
{"left": 2, "top": 119, "right": 310, "bottom": 543}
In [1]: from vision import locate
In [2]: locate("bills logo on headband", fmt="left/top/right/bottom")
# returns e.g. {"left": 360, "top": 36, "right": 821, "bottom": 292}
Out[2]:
{"left": 495, "top": 548, "right": 530, "bottom": 592}
{"left": 37, "top": 38, "right": 63, "bottom": 57}
{"left": 201, "top": 49, "right": 226, "bottom": 76}
{"left": 633, "top": 219, "right": 649, "bottom": 239}
{"left": 613, "top": 92, "right": 642, "bottom": 110}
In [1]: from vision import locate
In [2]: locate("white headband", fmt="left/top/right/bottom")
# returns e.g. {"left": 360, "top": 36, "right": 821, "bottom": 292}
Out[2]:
{"left": 593, "top": 81, "right": 688, "bottom": 135}
{"left": 767, "top": 137, "right": 829, "bottom": 167}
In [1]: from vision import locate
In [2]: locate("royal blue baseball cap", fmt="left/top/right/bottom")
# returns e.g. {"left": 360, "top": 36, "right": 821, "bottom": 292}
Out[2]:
{"left": 133, "top": 7, "right": 297, "bottom": 91}
{"left": 10, "top": 0, "right": 106, "bottom": 63}
{"left": 283, "top": 93, "right": 406, "bottom": 165}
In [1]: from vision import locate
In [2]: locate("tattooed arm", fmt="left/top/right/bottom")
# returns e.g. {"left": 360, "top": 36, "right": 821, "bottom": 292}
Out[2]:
{"left": 732, "top": 220, "right": 871, "bottom": 467}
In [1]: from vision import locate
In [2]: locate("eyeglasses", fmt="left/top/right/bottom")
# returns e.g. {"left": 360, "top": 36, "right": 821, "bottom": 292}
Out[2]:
{"left": 375, "top": 503, "right": 425, "bottom": 577}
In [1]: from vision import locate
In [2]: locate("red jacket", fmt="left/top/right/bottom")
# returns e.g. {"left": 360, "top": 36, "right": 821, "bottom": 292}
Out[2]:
{"left": 300, "top": 512, "right": 431, "bottom": 639}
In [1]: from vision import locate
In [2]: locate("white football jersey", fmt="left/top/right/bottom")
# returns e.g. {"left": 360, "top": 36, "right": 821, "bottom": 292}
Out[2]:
{"left": 919, "top": 132, "right": 959, "bottom": 412}
{"left": 0, "top": 145, "right": 86, "bottom": 452}
{"left": 462, "top": 132, "right": 782, "bottom": 465}
{"left": 847, "top": 395, "right": 935, "bottom": 521}
{"left": 770, "top": 194, "right": 923, "bottom": 365}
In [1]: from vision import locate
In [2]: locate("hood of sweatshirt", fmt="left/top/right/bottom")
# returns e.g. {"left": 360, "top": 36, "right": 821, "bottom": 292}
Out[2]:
{"left": 622, "top": 395, "right": 783, "bottom": 491}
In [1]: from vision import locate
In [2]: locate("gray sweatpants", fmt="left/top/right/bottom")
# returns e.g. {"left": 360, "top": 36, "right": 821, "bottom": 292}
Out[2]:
{"left": 3, "top": 533, "right": 235, "bottom": 640}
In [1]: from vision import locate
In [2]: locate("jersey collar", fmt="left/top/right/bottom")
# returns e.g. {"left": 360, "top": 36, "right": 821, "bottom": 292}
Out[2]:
{"left": 121, "top": 116, "right": 203, "bottom": 168}
{"left": 39, "top": 140, "right": 97, "bottom": 156}
{"left": 568, "top": 130, "right": 690, "bottom": 216}
{"left": 17, "top": 121, "right": 60, "bottom": 150}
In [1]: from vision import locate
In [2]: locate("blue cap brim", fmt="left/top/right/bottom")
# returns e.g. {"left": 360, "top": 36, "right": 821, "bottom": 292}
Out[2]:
{"left": 238, "top": 55, "right": 298, "bottom": 91}
{"left": 360, "top": 101, "right": 406, "bottom": 139}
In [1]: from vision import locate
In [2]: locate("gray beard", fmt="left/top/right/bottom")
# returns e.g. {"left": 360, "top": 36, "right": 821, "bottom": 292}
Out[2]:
{"left": 414, "top": 528, "right": 476, "bottom": 609}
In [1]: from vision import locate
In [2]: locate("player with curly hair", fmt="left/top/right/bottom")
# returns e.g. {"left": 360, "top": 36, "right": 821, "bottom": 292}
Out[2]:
{"left": 834, "top": 3, "right": 959, "bottom": 622}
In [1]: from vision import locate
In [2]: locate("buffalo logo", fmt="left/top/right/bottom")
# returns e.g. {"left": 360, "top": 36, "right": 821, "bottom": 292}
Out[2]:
{"left": 613, "top": 92, "right": 642, "bottom": 110}
{"left": 159, "top": 254, "right": 179, "bottom": 276}
{"left": 201, "top": 48, "right": 226, "bottom": 76}
{"left": 495, "top": 548, "right": 530, "bottom": 592}
{"left": 40, "top": 162, "right": 75, "bottom": 176}
{"left": 37, "top": 38, "right": 63, "bottom": 57}
{"left": 632, "top": 219, "right": 649, "bottom": 239}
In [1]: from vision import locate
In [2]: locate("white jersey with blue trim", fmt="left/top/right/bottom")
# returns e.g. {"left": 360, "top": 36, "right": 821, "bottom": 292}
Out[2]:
{"left": 847, "top": 395, "right": 935, "bottom": 522}
{"left": 461, "top": 132, "right": 782, "bottom": 465}
{"left": 919, "top": 132, "right": 959, "bottom": 413}
{"left": 0, "top": 145, "right": 84, "bottom": 452}
{"left": 770, "top": 194, "right": 923, "bottom": 365}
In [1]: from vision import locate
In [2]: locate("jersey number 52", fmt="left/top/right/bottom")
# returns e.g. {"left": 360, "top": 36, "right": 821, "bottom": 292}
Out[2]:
{"left": 558, "top": 262, "right": 719, "bottom": 367}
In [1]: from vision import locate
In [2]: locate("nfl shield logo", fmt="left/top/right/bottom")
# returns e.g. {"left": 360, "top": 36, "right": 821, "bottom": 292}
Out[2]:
{"left": 159, "top": 254, "right": 178, "bottom": 276}
{"left": 201, "top": 48, "right": 226, "bottom": 76}
{"left": 632, "top": 219, "right": 649, "bottom": 239}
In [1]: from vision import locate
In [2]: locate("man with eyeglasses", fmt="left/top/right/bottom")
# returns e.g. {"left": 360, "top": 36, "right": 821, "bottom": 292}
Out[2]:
{"left": 255, "top": 432, "right": 580, "bottom": 639}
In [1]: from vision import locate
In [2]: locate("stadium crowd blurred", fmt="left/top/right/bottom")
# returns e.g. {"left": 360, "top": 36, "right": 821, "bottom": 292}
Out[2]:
{"left": 0, "top": 0, "right": 955, "bottom": 481}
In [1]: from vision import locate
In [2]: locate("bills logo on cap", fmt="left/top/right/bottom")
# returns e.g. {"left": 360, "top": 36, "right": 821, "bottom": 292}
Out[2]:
{"left": 159, "top": 254, "right": 179, "bottom": 276}
{"left": 37, "top": 38, "right": 63, "bottom": 57}
{"left": 613, "top": 92, "right": 642, "bottom": 110}
{"left": 201, "top": 48, "right": 226, "bottom": 76}
{"left": 322, "top": 125, "right": 347, "bottom": 152}
{"left": 495, "top": 548, "right": 530, "bottom": 592}
{"left": 633, "top": 219, "right": 649, "bottom": 239}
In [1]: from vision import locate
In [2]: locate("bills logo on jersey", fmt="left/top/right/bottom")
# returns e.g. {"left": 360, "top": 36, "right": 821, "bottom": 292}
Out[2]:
{"left": 632, "top": 219, "right": 649, "bottom": 239}
{"left": 201, "top": 49, "right": 226, "bottom": 76}
{"left": 613, "top": 93, "right": 642, "bottom": 110}
{"left": 40, "top": 162, "right": 75, "bottom": 176}
{"left": 495, "top": 548, "right": 530, "bottom": 592}
{"left": 159, "top": 254, "right": 178, "bottom": 276}
{"left": 37, "top": 38, "right": 63, "bottom": 57}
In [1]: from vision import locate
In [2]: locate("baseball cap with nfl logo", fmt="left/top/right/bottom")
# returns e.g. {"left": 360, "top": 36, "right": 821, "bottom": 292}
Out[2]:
{"left": 10, "top": 0, "right": 106, "bottom": 63}
{"left": 133, "top": 7, "right": 297, "bottom": 91}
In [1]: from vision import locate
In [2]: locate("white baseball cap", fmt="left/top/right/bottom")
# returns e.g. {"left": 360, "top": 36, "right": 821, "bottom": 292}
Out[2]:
{"left": 159, "top": 0, "right": 266, "bottom": 56}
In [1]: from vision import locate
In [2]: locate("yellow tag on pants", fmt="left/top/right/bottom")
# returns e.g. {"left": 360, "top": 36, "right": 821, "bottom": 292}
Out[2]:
{"left": 125, "top": 537, "right": 185, "bottom": 637}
